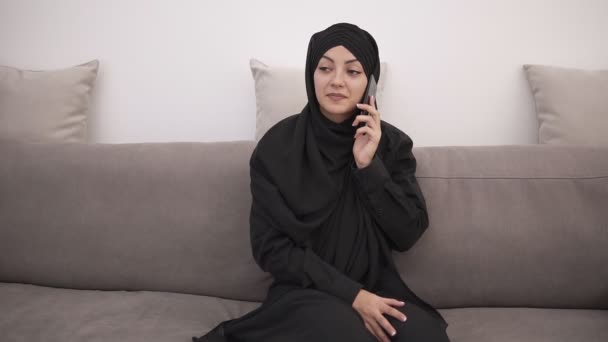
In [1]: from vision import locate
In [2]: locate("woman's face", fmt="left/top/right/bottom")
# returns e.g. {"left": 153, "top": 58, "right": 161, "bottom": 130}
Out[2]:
{"left": 314, "top": 45, "right": 368, "bottom": 123}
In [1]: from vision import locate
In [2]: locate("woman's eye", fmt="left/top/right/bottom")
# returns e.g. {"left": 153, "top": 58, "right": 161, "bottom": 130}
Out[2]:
{"left": 317, "top": 67, "right": 360, "bottom": 75}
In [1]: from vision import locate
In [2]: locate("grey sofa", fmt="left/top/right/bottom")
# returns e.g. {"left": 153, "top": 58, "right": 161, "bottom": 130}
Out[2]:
{"left": 1, "top": 138, "right": 607, "bottom": 342}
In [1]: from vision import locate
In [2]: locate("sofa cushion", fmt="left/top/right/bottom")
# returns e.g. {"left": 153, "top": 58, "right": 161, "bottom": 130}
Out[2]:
{"left": 0, "top": 139, "right": 270, "bottom": 302}
{"left": 523, "top": 64, "right": 608, "bottom": 145}
{"left": 1, "top": 140, "right": 607, "bottom": 309}
{"left": 441, "top": 306, "right": 608, "bottom": 341}
{"left": 396, "top": 144, "right": 608, "bottom": 309}
{"left": 0, "top": 282, "right": 260, "bottom": 342}
{"left": 2, "top": 282, "right": 607, "bottom": 342}
{"left": 0, "top": 60, "right": 99, "bottom": 143}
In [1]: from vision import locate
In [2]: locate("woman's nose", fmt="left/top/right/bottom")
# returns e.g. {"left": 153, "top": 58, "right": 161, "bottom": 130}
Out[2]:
{"left": 330, "top": 71, "right": 345, "bottom": 87}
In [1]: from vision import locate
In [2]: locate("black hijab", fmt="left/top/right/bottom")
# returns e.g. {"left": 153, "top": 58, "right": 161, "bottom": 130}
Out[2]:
{"left": 250, "top": 23, "right": 390, "bottom": 289}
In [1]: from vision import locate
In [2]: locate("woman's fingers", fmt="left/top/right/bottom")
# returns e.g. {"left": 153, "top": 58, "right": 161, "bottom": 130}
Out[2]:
{"left": 364, "top": 322, "right": 381, "bottom": 342}
{"left": 352, "top": 114, "right": 375, "bottom": 129}
{"left": 384, "top": 305, "right": 407, "bottom": 322}
{"left": 380, "top": 297, "right": 407, "bottom": 321}
{"left": 354, "top": 126, "right": 375, "bottom": 139}
{"left": 376, "top": 313, "right": 397, "bottom": 339}
{"left": 383, "top": 298, "right": 406, "bottom": 307}
{"left": 356, "top": 106, "right": 380, "bottom": 123}
{"left": 352, "top": 113, "right": 372, "bottom": 125}
{"left": 369, "top": 319, "right": 391, "bottom": 342}
{"left": 356, "top": 100, "right": 381, "bottom": 122}
{"left": 353, "top": 291, "right": 409, "bottom": 341}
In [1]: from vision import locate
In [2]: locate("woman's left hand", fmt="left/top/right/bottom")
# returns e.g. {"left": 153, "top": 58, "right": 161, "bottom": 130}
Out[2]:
{"left": 352, "top": 95, "right": 382, "bottom": 169}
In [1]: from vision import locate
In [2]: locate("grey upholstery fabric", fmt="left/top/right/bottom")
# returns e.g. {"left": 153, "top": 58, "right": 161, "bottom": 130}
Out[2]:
{"left": 395, "top": 144, "right": 608, "bottom": 309}
{"left": 0, "top": 139, "right": 269, "bottom": 302}
{"left": 1, "top": 282, "right": 606, "bottom": 342}
{"left": 1, "top": 139, "right": 607, "bottom": 341}
{"left": 0, "top": 282, "right": 260, "bottom": 342}
{"left": 440, "top": 306, "right": 608, "bottom": 341}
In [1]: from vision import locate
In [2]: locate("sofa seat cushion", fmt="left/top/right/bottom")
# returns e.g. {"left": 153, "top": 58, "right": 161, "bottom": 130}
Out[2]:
{"left": 2, "top": 282, "right": 607, "bottom": 341}
{"left": 442, "top": 306, "right": 608, "bottom": 341}
{"left": 0, "top": 282, "right": 260, "bottom": 342}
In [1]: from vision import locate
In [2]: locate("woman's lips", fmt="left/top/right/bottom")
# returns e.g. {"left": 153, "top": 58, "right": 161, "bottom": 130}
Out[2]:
{"left": 328, "top": 95, "right": 347, "bottom": 101}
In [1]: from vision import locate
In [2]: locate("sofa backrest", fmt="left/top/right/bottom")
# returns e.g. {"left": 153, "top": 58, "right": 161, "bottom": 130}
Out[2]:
{"left": 0, "top": 139, "right": 270, "bottom": 302}
{"left": 400, "top": 144, "right": 608, "bottom": 309}
{"left": 1, "top": 140, "right": 607, "bottom": 309}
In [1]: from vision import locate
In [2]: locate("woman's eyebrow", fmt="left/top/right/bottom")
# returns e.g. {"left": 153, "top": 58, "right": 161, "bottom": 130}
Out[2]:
{"left": 321, "top": 55, "right": 359, "bottom": 64}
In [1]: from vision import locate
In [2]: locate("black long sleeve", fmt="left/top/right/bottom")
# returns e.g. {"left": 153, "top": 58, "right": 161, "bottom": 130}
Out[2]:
{"left": 250, "top": 203, "right": 364, "bottom": 304}
{"left": 350, "top": 138, "right": 429, "bottom": 252}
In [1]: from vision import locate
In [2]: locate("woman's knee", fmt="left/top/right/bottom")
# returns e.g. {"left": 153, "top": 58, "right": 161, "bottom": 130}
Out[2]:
{"left": 288, "top": 289, "right": 377, "bottom": 341}
{"left": 389, "top": 302, "right": 450, "bottom": 342}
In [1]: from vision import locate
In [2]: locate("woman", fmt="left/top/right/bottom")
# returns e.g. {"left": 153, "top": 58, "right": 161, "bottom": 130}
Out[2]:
{"left": 193, "top": 22, "right": 450, "bottom": 342}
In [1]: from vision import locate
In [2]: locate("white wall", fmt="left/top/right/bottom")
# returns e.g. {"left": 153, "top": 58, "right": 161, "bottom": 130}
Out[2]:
{"left": 1, "top": 0, "right": 607, "bottom": 146}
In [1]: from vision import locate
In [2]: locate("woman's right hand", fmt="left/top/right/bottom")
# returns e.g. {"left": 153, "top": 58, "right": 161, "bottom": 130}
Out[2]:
{"left": 352, "top": 289, "right": 407, "bottom": 342}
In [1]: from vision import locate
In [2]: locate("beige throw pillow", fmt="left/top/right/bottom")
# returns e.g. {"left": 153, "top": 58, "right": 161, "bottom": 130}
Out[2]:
{"left": 0, "top": 60, "right": 99, "bottom": 143}
{"left": 250, "top": 58, "right": 388, "bottom": 141}
{"left": 523, "top": 64, "right": 608, "bottom": 145}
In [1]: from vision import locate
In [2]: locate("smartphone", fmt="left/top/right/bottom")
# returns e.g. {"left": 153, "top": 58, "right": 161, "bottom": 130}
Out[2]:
{"left": 357, "top": 74, "right": 377, "bottom": 129}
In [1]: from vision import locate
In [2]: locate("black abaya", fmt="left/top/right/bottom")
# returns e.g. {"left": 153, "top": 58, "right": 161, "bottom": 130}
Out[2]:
{"left": 192, "top": 22, "right": 450, "bottom": 341}
{"left": 192, "top": 117, "right": 450, "bottom": 342}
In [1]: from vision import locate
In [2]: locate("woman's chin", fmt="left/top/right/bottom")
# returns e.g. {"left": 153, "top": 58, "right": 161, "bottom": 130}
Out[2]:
{"left": 336, "top": 109, "right": 358, "bottom": 118}
{"left": 324, "top": 104, "right": 356, "bottom": 116}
